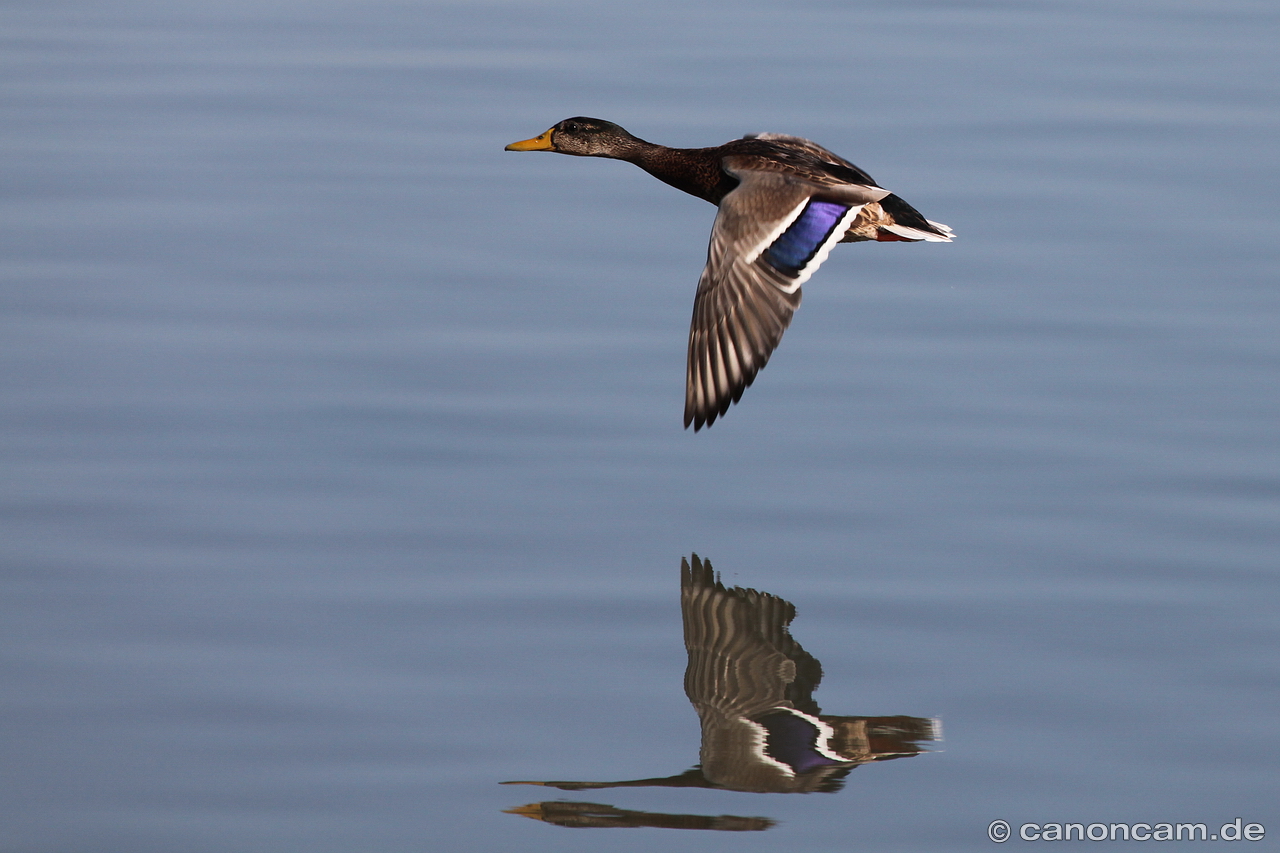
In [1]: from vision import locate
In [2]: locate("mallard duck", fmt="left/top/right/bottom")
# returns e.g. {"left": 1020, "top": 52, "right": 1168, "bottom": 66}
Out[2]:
{"left": 502, "top": 555, "right": 938, "bottom": 795}
{"left": 506, "top": 117, "right": 953, "bottom": 431}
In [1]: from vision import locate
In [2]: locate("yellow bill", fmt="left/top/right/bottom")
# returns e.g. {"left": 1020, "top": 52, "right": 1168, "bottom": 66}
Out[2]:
{"left": 504, "top": 127, "right": 555, "bottom": 151}
{"left": 503, "top": 803, "right": 546, "bottom": 819}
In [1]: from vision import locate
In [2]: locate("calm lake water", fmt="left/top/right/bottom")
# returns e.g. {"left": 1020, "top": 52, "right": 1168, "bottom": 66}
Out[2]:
{"left": 2, "top": 1, "right": 1277, "bottom": 850}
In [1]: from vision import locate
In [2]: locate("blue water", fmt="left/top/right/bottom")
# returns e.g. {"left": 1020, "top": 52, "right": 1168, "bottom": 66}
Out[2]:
{"left": 2, "top": 1, "right": 1277, "bottom": 850}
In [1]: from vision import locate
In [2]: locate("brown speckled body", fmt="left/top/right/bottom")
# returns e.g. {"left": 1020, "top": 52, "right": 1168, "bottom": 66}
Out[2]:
{"left": 620, "top": 137, "right": 935, "bottom": 243}
{"left": 626, "top": 137, "right": 880, "bottom": 206}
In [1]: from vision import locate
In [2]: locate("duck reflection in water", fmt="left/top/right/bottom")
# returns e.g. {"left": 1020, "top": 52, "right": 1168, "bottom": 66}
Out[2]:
{"left": 504, "top": 555, "right": 937, "bottom": 827}
{"left": 504, "top": 801, "right": 774, "bottom": 832}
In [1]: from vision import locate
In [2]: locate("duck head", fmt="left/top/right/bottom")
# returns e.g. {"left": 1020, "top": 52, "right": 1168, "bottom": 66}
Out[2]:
{"left": 505, "top": 117, "right": 645, "bottom": 158}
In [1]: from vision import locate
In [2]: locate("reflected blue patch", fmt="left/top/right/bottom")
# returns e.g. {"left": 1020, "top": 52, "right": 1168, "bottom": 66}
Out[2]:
{"left": 757, "top": 711, "right": 843, "bottom": 773}
{"left": 764, "top": 201, "right": 849, "bottom": 275}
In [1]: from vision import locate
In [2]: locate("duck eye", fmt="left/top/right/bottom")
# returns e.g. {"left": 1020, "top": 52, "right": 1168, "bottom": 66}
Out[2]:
{"left": 564, "top": 121, "right": 579, "bottom": 131}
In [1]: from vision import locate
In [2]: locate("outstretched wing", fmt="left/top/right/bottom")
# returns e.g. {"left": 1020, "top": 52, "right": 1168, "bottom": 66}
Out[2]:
{"left": 681, "top": 555, "right": 825, "bottom": 721}
{"left": 682, "top": 555, "right": 844, "bottom": 791}
{"left": 685, "top": 162, "right": 889, "bottom": 430}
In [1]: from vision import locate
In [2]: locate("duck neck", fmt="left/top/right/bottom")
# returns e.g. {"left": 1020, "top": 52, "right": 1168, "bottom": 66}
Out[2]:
{"left": 624, "top": 144, "right": 732, "bottom": 205}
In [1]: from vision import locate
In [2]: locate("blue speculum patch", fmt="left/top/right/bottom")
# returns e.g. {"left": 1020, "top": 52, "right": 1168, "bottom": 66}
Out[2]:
{"left": 764, "top": 200, "right": 849, "bottom": 275}
{"left": 757, "top": 711, "right": 843, "bottom": 773}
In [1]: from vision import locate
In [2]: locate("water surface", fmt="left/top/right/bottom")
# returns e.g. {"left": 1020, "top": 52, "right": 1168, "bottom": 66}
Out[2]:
{"left": 2, "top": 1, "right": 1277, "bottom": 850}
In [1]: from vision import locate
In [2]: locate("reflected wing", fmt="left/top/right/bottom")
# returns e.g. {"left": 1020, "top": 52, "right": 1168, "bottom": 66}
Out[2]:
{"left": 681, "top": 555, "right": 822, "bottom": 721}
{"left": 682, "top": 555, "right": 840, "bottom": 791}
{"left": 685, "top": 165, "right": 889, "bottom": 430}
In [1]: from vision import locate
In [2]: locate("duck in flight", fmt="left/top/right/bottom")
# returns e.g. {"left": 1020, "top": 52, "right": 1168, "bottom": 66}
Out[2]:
{"left": 506, "top": 117, "right": 953, "bottom": 431}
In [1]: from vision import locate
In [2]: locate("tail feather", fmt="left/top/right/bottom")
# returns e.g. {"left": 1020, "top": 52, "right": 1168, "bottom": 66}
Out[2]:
{"left": 876, "top": 192, "right": 953, "bottom": 242}
{"left": 878, "top": 220, "right": 953, "bottom": 242}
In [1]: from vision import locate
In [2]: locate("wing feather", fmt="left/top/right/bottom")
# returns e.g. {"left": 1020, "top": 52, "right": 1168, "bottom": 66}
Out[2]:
{"left": 684, "top": 168, "right": 888, "bottom": 429}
